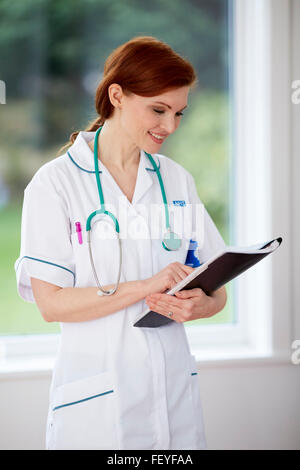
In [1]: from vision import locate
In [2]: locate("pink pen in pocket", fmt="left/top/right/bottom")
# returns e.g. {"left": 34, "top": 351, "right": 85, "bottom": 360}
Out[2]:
{"left": 75, "top": 221, "right": 83, "bottom": 244}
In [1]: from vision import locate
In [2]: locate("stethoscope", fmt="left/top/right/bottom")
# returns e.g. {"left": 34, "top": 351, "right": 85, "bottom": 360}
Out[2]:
{"left": 87, "top": 125, "right": 181, "bottom": 296}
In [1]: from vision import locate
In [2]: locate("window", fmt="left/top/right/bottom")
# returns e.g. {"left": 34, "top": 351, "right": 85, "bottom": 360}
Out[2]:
{"left": 3, "top": 0, "right": 289, "bottom": 364}
{"left": 0, "top": 0, "right": 233, "bottom": 345}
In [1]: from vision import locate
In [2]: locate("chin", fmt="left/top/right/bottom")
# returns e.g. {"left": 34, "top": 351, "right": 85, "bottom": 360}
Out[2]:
{"left": 144, "top": 146, "right": 160, "bottom": 155}
{"left": 144, "top": 139, "right": 162, "bottom": 152}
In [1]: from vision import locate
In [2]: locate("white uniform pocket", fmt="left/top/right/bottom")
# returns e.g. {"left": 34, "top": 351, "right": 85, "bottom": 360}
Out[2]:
{"left": 48, "top": 371, "right": 118, "bottom": 450}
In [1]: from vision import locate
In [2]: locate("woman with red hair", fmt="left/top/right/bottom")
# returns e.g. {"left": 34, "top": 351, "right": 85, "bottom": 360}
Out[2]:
{"left": 15, "top": 36, "right": 227, "bottom": 450}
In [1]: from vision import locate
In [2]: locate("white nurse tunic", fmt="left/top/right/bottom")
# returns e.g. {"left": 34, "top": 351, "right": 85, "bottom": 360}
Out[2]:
{"left": 15, "top": 130, "right": 226, "bottom": 450}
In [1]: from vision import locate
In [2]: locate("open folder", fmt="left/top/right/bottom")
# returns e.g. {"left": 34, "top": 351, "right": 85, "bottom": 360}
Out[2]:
{"left": 133, "top": 236, "right": 283, "bottom": 328}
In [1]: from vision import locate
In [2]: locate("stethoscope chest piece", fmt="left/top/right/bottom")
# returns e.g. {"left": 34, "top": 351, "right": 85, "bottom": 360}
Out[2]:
{"left": 162, "top": 230, "right": 182, "bottom": 251}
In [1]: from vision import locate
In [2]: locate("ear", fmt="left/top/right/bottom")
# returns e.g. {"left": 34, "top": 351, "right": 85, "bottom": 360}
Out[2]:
{"left": 108, "top": 83, "right": 123, "bottom": 109}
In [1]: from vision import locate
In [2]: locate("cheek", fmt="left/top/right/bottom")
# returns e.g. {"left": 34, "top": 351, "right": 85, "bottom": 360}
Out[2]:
{"left": 132, "top": 104, "right": 157, "bottom": 127}
{"left": 122, "top": 105, "right": 160, "bottom": 143}
{"left": 126, "top": 106, "right": 145, "bottom": 129}
{"left": 138, "top": 110, "right": 156, "bottom": 129}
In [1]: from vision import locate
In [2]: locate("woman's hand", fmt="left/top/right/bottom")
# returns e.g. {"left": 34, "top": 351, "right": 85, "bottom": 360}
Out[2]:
{"left": 143, "top": 262, "right": 195, "bottom": 296}
{"left": 145, "top": 286, "right": 227, "bottom": 323}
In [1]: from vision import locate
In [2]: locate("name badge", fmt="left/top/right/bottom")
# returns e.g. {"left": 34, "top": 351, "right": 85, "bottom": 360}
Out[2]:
{"left": 172, "top": 200, "right": 186, "bottom": 207}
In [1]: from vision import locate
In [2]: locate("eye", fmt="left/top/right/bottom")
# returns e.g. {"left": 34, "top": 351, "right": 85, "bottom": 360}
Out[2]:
{"left": 153, "top": 109, "right": 184, "bottom": 116}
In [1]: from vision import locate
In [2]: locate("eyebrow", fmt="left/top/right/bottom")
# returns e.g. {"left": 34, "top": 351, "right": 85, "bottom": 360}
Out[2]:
{"left": 153, "top": 101, "right": 188, "bottom": 112}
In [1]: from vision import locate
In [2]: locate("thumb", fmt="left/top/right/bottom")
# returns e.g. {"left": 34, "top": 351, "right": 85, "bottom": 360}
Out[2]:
{"left": 175, "top": 288, "right": 203, "bottom": 298}
{"left": 175, "top": 290, "right": 190, "bottom": 298}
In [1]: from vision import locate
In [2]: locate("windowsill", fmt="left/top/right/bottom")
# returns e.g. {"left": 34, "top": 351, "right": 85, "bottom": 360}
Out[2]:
{"left": 193, "top": 347, "right": 291, "bottom": 368}
{"left": 0, "top": 347, "right": 291, "bottom": 380}
{"left": 0, "top": 355, "right": 55, "bottom": 380}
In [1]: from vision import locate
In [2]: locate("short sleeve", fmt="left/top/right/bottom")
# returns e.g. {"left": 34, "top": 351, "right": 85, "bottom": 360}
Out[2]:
{"left": 187, "top": 172, "right": 226, "bottom": 264}
{"left": 14, "top": 171, "right": 75, "bottom": 303}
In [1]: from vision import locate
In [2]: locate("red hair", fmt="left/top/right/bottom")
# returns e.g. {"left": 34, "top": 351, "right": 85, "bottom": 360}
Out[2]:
{"left": 58, "top": 36, "right": 197, "bottom": 154}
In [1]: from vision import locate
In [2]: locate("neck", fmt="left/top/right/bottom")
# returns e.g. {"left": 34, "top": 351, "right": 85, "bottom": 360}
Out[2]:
{"left": 90, "top": 120, "right": 140, "bottom": 171}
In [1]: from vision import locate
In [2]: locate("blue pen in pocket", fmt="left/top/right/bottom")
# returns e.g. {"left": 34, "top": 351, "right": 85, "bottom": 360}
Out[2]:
{"left": 185, "top": 239, "right": 201, "bottom": 268}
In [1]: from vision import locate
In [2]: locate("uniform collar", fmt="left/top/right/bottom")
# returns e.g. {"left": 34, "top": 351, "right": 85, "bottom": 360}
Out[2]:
{"left": 66, "top": 130, "right": 161, "bottom": 205}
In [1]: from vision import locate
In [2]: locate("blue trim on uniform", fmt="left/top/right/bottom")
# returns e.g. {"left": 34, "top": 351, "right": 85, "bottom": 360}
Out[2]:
{"left": 52, "top": 389, "right": 114, "bottom": 412}
{"left": 67, "top": 151, "right": 103, "bottom": 174}
{"left": 16, "top": 255, "right": 75, "bottom": 285}
{"left": 191, "top": 372, "right": 198, "bottom": 376}
{"left": 67, "top": 149, "right": 160, "bottom": 173}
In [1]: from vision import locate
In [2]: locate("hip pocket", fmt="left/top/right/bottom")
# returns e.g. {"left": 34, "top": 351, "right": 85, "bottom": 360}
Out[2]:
{"left": 49, "top": 371, "right": 118, "bottom": 450}
{"left": 189, "top": 355, "right": 207, "bottom": 449}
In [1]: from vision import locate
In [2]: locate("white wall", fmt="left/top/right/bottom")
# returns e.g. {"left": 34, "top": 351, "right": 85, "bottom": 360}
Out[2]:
{"left": 0, "top": 374, "right": 50, "bottom": 450}
{"left": 200, "top": 362, "right": 300, "bottom": 450}
{"left": 0, "top": 362, "right": 299, "bottom": 450}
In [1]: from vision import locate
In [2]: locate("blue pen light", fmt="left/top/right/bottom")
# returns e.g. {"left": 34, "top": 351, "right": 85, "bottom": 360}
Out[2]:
{"left": 185, "top": 239, "right": 201, "bottom": 268}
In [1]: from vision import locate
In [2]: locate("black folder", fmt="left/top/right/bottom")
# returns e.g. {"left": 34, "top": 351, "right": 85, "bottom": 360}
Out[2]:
{"left": 133, "top": 237, "right": 283, "bottom": 328}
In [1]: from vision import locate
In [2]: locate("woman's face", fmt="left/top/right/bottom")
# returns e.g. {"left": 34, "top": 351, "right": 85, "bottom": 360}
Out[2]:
{"left": 113, "top": 85, "right": 190, "bottom": 153}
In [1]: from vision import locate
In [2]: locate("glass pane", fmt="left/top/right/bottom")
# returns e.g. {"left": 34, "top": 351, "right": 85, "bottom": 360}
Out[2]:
{"left": 0, "top": 0, "right": 233, "bottom": 335}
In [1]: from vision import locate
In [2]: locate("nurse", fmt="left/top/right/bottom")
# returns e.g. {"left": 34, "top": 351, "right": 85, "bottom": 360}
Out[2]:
{"left": 15, "top": 36, "right": 227, "bottom": 450}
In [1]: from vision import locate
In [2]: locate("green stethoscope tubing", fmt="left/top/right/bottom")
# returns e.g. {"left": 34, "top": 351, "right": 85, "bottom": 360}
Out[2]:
{"left": 87, "top": 126, "right": 181, "bottom": 296}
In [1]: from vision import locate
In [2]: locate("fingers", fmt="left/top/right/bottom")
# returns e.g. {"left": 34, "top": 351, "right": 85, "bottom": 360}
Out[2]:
{"left": 171, "top": 272, "right": 183, "bottom": 285}
{"left": 169, "top": 262, "right": 194, "bottom": 285}
{"left": 145, "top": 293, "right": 185, "bottom": 322}
{"left": 174, "top": 288, "right": 214, "bottom": 319}
{"left": 151, "top": 301, "right": 181, "bottom": 320}
{"left": 146, "top": 289, "right": 215, "bottom": 321}
{"left": 176, "top": 263, "right": 194, "bottom": 277}
{"left": 180, "top": 264, "right": 195, "bottom": 276}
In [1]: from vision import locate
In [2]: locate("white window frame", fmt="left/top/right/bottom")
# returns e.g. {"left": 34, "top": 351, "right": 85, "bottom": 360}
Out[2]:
{"left": 291, "top": 0, "right": 300, "bottom": 346}
{"left": 0, "top": 0, "right": 294, "bottom": 374}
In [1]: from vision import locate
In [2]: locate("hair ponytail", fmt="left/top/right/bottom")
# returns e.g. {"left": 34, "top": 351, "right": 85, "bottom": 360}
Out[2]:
{"left": 57, "top": 116, "right": 104, "bottom": 156}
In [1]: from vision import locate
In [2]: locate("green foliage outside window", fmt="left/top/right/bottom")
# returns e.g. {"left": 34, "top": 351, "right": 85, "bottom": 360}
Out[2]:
{"left": 0, "top": 0, "right": 233, "bottom": 335}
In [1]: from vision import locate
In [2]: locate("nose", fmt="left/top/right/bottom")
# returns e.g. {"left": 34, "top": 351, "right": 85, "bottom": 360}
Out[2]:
{"left": 161, "top": 116, "right": 177, "bottom": 135}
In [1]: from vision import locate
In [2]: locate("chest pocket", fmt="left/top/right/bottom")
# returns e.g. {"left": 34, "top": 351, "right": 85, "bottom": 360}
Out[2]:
{"left": 151, "top": 237, "right": 190, "bottom": 274}
{"left": 151, "top": 202, "right": 192, "bottom": 274}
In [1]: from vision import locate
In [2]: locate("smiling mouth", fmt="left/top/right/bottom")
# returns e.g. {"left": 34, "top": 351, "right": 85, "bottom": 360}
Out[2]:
{"left": 148, "top": 131, "right": 167, "bottom": 143}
